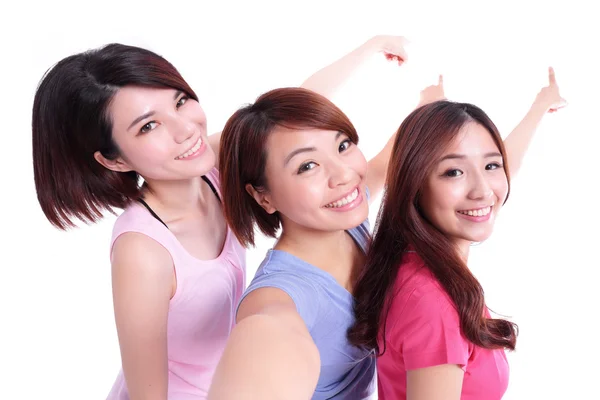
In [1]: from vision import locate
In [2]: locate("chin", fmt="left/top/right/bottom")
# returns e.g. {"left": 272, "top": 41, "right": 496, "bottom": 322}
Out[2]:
{"left": 462, "top": 231, "right": 494, "bottom": 244}
{"left": 343, "top": 209, "right": 369, "bottom": 230}
{"left": 194, "top": 158, "right": 217, "bottom": 175}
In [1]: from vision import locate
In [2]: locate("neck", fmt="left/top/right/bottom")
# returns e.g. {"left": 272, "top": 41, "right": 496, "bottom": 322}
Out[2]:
{"left": 456, "top": 239, "right": 471, "bottom": 262}
{"left": 275, "top": 223, "right": 357, "bottom": 279}
{"left": 142, "top": 176, "right": 209, "bottom": 217}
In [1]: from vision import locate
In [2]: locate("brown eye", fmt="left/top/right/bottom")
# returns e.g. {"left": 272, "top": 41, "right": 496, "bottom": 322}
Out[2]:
{"left": 444, "top": 169, "right": 463, "bottom": 177}
{"left": 339, "top": 139, "right": 352, "bottom": 152}
{"left": 176, "top": 95, "right": 189, "bottom": 109}
{"left": 298, "top": 162, "right": 317, "bottom": 174}
{"left": 140, "top": 121, "right": 157, "bottom": 134}
{"left": 486, "top": 162, "right": 502, "bottom": 170}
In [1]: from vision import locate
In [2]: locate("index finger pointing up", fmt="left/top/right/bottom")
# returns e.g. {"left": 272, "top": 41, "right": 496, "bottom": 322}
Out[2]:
{"left": 549, "top": 66, "right": 557, "bottom": 85}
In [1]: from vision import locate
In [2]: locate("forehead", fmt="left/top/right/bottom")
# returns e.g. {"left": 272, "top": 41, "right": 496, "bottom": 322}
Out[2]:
{"left": 444, "top": 122, "right": 500, "bottom": 157}
{"left": 267, "top": 127, "right": 341, "bottom": 151}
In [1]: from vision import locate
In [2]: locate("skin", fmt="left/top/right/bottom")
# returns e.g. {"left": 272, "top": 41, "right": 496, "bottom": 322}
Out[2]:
{"left": 420, "top": 122, "right": 509, "bottom": 258}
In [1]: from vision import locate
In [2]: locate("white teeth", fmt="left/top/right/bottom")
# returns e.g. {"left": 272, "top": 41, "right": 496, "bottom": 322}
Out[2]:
{"left": 176, "top": 137, "right": 203, "bottom": 160}
{"left": 325, "top": 188, "right": 359, "bottom": 208}
{"left": 458, "top": 206, "right": 491, "bottom": 217}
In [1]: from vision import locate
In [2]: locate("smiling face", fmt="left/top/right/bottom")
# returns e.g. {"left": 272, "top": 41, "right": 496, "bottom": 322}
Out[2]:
{"left": 96, "top": 86, "right": 215, "bottom": 181}
{"left": 250, "top": 127, "right": 369, "bottom": 234}
{"left": 419, "top": 121, "right": 509, "bottom": 251}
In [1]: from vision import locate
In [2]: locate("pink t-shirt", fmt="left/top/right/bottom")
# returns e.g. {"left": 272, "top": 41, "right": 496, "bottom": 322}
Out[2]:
{"left": 106, "top": 169, "right": 246, "bottom": 400}
{"left": 377, "top": 251, "right": 509, "bottom": 400}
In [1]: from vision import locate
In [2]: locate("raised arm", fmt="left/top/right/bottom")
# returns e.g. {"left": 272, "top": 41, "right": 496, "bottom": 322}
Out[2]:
{"left": 111, "top": 233, "right": 174, "bottom": 400}
{"left": 208, "top": 288, "right": 320, "bottom": 399}
{"left": 300, "top": 35, "right": 409, "bottom": 99}
{"left": 367, "top": 67, "right": 566, "bottom": 191}
{"left": 210, "top": 36, "right": 409, "bottom": 161}
{"left": 503, "top": 67, "right": 567, "bottom": 177}
{"left": 366, "top": 75, "right": 446, "bottom": 201}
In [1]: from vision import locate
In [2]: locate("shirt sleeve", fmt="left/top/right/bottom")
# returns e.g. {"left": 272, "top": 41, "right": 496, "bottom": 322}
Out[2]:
{"left": 397, "top": 288, "right": 471, "bottom": 371}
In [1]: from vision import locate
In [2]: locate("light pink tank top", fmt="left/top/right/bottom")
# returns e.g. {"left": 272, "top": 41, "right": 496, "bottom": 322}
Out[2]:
{"left": 106, "top": 168, "right": 246, "bottom": 400}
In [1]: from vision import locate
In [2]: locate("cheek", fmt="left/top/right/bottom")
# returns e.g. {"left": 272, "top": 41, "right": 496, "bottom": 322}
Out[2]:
{"left": 265, "top": 171, "right": 325, "bottom": 218}
{"left": 138, "top": 140, "right": 172, "bottom": 162}
{"left": 421, "top": 181, "right": 460, "bottom": 219}
{"left": 277, "top": 178, "right": 323, "bottom": 211}
{"left": 186, "top": 102, "right": 208, "bottom": 127}
{"left": 493, "top": 175, "right": 510, "bottom": 204}
{"left": 120, "top": 137, "right": 173, "bottom": 169}
{"left": 350, "top": 149, "right": 368, "bottom": 175}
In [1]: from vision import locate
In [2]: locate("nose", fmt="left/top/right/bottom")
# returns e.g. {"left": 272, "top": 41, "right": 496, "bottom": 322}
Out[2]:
{"left": 467, "top": 170, "right": 493, "bottom": 201}
{"left": 172, "top": 117, "right": 195, "bottom": 144}
{"left": 327, "top": 158, "right": 354, "bottom": 189}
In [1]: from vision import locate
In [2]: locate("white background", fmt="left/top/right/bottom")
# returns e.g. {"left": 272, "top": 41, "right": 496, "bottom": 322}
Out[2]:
{"left": 2, "top": 0, "right": 598, "bottom": 398}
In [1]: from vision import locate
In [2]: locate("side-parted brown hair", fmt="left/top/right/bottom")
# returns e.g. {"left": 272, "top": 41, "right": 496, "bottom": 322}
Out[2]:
{"left": 348, "top": 100, "right": 518, "bottom": 354}
{"left": 219, "top": 87, "right": 359, "bottom": 247}
{"left": 32, "top": 43, "right": 198, "bottom": 229}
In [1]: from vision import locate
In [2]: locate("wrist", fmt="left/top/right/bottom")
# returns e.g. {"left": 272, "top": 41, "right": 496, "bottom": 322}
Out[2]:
{"left": 529, "top": 100, "right": 549, "bottom": 117}
{"left": 363, "top": 35, "right": 385, "bottom": 54}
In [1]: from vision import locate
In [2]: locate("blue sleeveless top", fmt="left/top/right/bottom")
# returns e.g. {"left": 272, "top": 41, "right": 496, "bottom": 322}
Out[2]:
{"left": 239, "top": 219, "right": 376, "bottom": 399}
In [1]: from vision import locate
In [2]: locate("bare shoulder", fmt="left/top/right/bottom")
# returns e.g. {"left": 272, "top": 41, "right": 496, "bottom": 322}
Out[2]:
{"left": 111, "top": 232, "right": 174, "bottom": 292}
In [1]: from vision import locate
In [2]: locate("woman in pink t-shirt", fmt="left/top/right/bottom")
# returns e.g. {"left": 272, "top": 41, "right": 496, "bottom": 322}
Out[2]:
{"left": 348, "top": 69, "right": 566, "bottom": 399}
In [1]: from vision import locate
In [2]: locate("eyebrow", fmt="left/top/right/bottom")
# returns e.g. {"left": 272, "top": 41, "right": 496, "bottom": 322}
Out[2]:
{"left": 283, "top": 131, "right": 346, "bottom": 166}
{"left": 438, "top": 151, "right": 502, "bottom": 162}
{"left": 128, "top": 111, "right": 155, "bottom": 131}
{"left": 127, "top": 90, "right": 184, "bottom": 131}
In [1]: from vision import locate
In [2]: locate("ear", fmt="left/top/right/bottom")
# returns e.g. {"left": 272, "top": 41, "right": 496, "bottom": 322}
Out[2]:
{"left": 94, "top": 151, "right": 134, "bottom": 173}
{"left": 245, "top": 183, "right": 277, "bottom": 214}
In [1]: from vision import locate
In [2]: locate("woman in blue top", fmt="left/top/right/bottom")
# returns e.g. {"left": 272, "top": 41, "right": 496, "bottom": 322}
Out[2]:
{"left": 208, "top": 34, "right": 412, "bottom": 399}
{"left": 207, "top": 45, "right": 563, "bottom": 398}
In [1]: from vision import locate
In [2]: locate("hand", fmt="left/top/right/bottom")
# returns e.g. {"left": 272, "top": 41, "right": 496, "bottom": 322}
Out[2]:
{"left": 367, "top": 35, "right": 410, "bottom": 66}
{"left": 418, "top": 74, "right": 446, "bottom": 106}
{"left": 534, "top": 67, "right": 567, "bottom": 113}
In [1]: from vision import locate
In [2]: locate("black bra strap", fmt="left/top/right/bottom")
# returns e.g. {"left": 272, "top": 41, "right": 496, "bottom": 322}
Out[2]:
{"left": 201, "top": 175, "right": 221, "bottom": 202}
{"left": 138, "top": 175, "right": 220, "bottom": 229}
{"left": 138, "top": 198, "right": 168, "bottom": 229}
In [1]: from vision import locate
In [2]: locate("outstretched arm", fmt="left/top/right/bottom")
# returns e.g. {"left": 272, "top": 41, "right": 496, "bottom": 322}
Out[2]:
{"left": 208, "top": 289, "right": 320, "bottom": 399}
{"left": 210, "top": 36, "right": 409, "bottom": 163}
{"left": 366, "top": 75, "right": 446, "bottom": 202}
{"left": 301, "top": 35, "right": 409, "bottom": 99}
{"left": 504, "top": 67, "right": 567, "bottom": 177}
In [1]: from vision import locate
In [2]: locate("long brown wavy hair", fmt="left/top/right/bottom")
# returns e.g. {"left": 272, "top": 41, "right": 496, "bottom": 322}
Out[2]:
{"left": 348, "top": 100, "right": 518, "bottom": 354}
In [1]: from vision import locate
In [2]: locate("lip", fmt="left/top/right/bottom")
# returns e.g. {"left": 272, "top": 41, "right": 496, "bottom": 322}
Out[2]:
{"left": 323, "top": 186, "right": 363, "bottom": 212}
{"left": 175, "top": 137, "right": 205, "bottom": 160}
{"left": 456, "top": 205, "right": 494, "bottom": 222}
